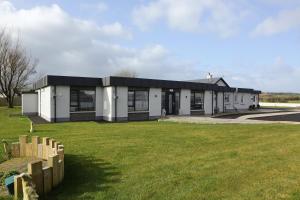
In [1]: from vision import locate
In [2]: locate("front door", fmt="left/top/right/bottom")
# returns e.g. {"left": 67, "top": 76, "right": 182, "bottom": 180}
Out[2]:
{"left": 167, "top": 92, "right": 175, "bottom": 115}
{"left": 162, "top": 89, "right": 180, "bottom": 115}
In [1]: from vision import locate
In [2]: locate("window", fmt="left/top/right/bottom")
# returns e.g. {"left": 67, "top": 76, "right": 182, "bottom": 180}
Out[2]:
{"left": 128, "top": 88, "right": 149, "bottom": 112}
{"left": 70, "top": 87, "right": 95, "bottom": 112}
{"left": 241, "top": 95, "right": 244, "bottom": 103}
{"left": 161, "top": 91, "right": 166, "bottom": 109}
{"left": 225, "top": 93, "right": 230, "bottom": 103}
{"left": 234, "top": 94, "right": 238, "bottom": 103}
{"left": 191, "top": 91, "right": 204, "bottom": 110}
{"left": 252, "top": 96, "right": 256, "bottom": 102}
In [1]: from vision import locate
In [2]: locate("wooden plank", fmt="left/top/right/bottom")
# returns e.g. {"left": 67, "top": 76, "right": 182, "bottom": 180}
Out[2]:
{"left": 43, "top": 166, "right": 52, "bottom": 194}
{"left": 28, "top": 161, "right": 44, "bottom": 195}
{"left": 48, "top": 155, "right": 59, "bottom": 187}
{"left": 19, "top": 135, "right": 28, "bottom": 157}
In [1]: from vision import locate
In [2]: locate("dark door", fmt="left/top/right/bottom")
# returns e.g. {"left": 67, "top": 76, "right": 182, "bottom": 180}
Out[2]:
{"left": 166, "top": 92, "right": 175, "bottom": 115}
{"left": 163, "top": 90, "right": 180, "bottom": 115}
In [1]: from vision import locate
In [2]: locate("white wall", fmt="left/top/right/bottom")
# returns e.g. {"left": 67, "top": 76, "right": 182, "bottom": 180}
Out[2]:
{"left": 103, "top": 86, "right": 114, "bottom": 121}
{"left": 149, "top": 88, "right": 162, "bottom": 118}
{"left": 22, "top": 93, "right": 38, "bottom": 115}
{"left": 224, "top": 92, "right": 234, "bottom": 111}
{"left": 217, "top": 92, "right": 224, "bottom": 113}
{"left": 216, "top": 80, "right": 227, "bottom": 87}
{"left": 37, "top": 90, "right": 41, "bottom": 115}
{"left": 204, "top": 90, "right": 213, "bottom": 115}
{"left": 39, "top": 86, "right": 53, "bottom": 122}
{"left": 116, "top": 86, "right": 128, "bottom": 120}
{"left": 96, "top": 87, "right": 103, "bottom": 120}
{"left": 179, "top": 89, "right": 190, "bottom": 115}
{"left": 234, "top": 93, "right": 253, "bottom": 110}
{"left": 254, "top": 94, "right": 259, "bottom": 106}
{"left": 55, "top": 86, "right": 70, "bottom": 121}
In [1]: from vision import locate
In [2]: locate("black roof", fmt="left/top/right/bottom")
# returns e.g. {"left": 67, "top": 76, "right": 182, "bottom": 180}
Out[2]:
{"left": 103, "top": 76, "right": 235, "bottom": 92}
{"left": 33, "top": 75, "right": 260, "bottom": 94}
{"left": 188, "top": 77, "right": 230, "bottom": 87}
{"left": 33, "top": 75, "right": 103, "bottom": 89}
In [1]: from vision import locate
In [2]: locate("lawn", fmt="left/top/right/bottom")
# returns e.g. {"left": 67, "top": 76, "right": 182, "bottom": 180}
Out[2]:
{"left": 2, "top": 107, "right": 300, "bottom": 199}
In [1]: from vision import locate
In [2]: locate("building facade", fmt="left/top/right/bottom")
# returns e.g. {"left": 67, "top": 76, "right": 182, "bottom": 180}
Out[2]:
{"left": 22, "top": 75, "right": 261, "bottom": 122}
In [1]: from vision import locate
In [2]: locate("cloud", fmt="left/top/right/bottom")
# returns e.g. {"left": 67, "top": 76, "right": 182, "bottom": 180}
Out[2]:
{"left": 219, "top": 57, "right": 300, "bottom": 92}
{"left": 252, "top": 7, "right": 300, "bottom": 36}
{"left": 80, "top": 2, "right": 108, "bottom": 13}
{"left": 0, "top": 1, "right": 201, "bottom": 80}
{"left": 132, "top": 0, "right": 250, "bottom": 38}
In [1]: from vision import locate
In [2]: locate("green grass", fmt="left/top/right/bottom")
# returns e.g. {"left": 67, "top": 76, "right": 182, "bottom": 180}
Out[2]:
{"left": 2, "top": 107, "right": 300, "bottom": 199}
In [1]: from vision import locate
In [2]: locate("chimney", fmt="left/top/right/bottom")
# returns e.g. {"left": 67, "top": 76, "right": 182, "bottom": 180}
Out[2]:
{"left": 206, "top": 73, "right": 213, "bottom": 80}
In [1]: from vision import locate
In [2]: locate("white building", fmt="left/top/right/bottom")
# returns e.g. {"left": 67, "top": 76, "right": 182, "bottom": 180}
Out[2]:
{"left": 21, "top": 75, "right": 260, "bottom": 122}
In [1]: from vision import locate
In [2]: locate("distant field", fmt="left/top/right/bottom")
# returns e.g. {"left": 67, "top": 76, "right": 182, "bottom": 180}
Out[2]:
{"left": 260, "top": 93, "right": 300, "bottom": 103}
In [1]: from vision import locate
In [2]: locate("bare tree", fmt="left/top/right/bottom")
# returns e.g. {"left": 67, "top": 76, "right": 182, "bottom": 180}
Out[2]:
{"left": 0, "top": 29, "right": 37, "bottom": 108}
{"left": 114, "top": 68, "right": 137, "bottom": 78}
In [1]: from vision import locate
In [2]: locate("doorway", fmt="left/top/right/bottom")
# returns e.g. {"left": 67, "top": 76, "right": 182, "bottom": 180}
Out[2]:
{"left": 162, "top": 89, "right": 180, "bottom": 115}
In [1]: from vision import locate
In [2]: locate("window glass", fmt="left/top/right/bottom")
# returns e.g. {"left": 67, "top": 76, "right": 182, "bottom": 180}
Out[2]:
{"left": 135, "top": 91, "right": 148, "bottom": 111}
{"left": 191, "top": 91, "right": 204, "bottom": 110}
{"left": 128, "top": 88, "right": 149, "bottom": 112}
{"left": 225, "top": 94, "right": 230, "bottom": 103}
{"left": 79, "top": 90, "right": 95, "bottom": 111}
{"left": 128, "top": 91, "right": 135, "bottom": 112}
{"left": 70, "top": 87, "right": 95, "bottom": 112}
{"left": 191, "top": 92, "right": 195, "bottom": 107}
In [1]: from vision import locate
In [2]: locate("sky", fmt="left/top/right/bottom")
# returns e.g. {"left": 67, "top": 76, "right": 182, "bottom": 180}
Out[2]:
{"left": 0, "top": 0, "right": 300, "bottom": 92}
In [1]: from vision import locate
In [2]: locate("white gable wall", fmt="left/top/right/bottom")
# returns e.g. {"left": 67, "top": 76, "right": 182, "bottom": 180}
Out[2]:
{"left": 217, "top": 92, "right": 224, "bottom": 113}
{"left": 216, "top": 80, "right": 227, "bottom": 87}
{"left": 179, "top": 89, "right": 191, "bottom": 115}
{"left": 149, "top": 88, "right": 162, "bottom": 118}
{"left": 39, "top": 86, "right": 53, "bottom": 122}
{"left": 116, "top": 86, "right": 128, "bottom": 121}
{"left": 22, "top": 93, "right": 38, "bottom": 115}
{"left": 96, "top": 87, "right": 103, "bottom": 120}
{"left": 204, "top": 90, "right": 213, "bottom": 115}
{"left": 55, "top": 86, "right": 70, "bottom": 122}
{"left": 103, "top": 86, "right": 114, "bottom": 121}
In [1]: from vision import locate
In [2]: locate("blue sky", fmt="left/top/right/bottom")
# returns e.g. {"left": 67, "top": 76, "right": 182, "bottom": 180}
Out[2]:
{"left": 2, "top": 0, "right": 300, "bottom": 92}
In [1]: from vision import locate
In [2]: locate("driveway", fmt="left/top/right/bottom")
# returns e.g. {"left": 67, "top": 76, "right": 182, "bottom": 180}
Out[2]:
{"left": 161, "top": 111, "right": 300, "bottom": 125}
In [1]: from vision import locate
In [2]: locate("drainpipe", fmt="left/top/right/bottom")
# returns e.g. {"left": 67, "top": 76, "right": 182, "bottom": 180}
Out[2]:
{"left": 114, "top": 86, "right": 118, "bottom": 122}
{"left": 54, "top": 86, "right": 57, "bottom": 123}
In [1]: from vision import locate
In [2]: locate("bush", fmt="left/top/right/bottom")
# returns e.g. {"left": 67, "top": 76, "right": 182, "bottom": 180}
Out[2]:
{"left": 0, "top": 97, "right": 21, "bottom": 107}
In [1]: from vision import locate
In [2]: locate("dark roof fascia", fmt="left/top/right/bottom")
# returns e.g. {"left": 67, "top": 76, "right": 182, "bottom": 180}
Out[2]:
{"left": 237, "top": 88, "right": 258, "bottom": 94}
{"left": 33, "top": 75, "right": 103, "bottom": 89}
{"left": 103, "top": 76, "right": 234, "bottom": 92}
{"left": 21, "top": 91, "right": 38, "bottom": 94}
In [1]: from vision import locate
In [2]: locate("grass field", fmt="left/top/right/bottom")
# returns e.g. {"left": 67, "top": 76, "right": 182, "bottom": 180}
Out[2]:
{"left": 2, "top": 107, "right": 300, "bottom": 199}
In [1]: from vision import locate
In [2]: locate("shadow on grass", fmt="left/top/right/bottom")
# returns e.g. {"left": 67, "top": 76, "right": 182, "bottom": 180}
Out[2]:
{"left": 45, "top": 154, "right": 120, "bottom": 199}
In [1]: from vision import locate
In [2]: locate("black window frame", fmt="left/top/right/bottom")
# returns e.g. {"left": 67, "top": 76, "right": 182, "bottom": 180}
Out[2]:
{"left": 70, "top": 86, "right": 96, "bottom": 112}
{"left": 128, "top": 87, "right": 149, "bottom": 112}
{"left": 191, "top": 90, "right": 204, "bottom": 110}
{"left": 224, "top": 93, "right": 230, "bottom": 103}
